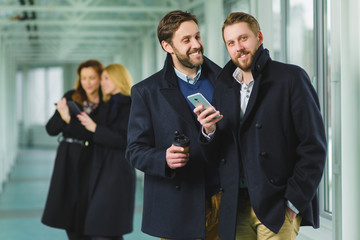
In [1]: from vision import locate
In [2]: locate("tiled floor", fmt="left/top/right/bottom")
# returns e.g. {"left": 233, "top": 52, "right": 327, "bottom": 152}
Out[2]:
{"left": 0, "top": 148, "right": 157, "bottom": 240}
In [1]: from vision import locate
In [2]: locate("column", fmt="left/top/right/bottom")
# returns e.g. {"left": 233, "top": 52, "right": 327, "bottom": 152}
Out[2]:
{"left": 341, "top": 0, "right": 360, "bottom": 239}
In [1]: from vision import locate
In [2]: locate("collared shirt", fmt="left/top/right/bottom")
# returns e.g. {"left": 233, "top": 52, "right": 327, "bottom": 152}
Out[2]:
{"left": 174, "top": 66, "right": 202, "bottom": 85}
{"left": 232, "top": 67, "right": 254, "bottom": 119}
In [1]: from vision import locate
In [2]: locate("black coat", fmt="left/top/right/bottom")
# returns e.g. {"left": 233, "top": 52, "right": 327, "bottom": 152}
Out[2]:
{"left": 84, "top": 94, "right": 135, "bottom": 237}
{"left": 126, "top": 54, "right": 221, "bottom": 239}
{"left": 202, "top": 45, "right": 327, "bottom": 239}
{"left": 42, "top": 90, "right": 99, "bottom": 232}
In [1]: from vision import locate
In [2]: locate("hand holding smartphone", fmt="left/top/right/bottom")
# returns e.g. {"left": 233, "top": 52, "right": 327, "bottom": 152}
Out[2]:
{"left": 67, "top": 100, "right": 82, "bottom": 115}
{"left": 187, "top": 93, "right": 220, "bottom": 118}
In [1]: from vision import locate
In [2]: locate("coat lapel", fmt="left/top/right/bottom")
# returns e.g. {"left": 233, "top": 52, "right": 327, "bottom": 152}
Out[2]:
{"left": 159, "top": 53, "right": 198, "bottom": 128}
{"left": 160, "top": 88, "right": 197, "bottom": 127}
{"left": 240, "top": 45, "right": 271, "bottom": 129}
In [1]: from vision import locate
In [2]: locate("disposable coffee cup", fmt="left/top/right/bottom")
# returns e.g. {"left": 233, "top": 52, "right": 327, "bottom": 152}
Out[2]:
{"left": 173, "top": 131, "right": 190, "bottom": 153}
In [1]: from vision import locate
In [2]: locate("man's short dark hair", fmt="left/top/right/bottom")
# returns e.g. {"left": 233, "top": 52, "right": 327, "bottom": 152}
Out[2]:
{"left": 157, "top": 10, "right": 198, "bottom": 45}
{"left": 222, "top": 12, "right": 260, "bottom": 40}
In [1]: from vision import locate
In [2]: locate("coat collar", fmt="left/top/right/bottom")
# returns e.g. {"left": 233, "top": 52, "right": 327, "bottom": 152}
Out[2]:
{"left": 161, "top": 53, "right": 220, "bottom": 88}
{"left": 217, "top": 44, "right": 272, "bottom": 128}
{"left": 219, "top": 44, "right": 271, "bottom": 86}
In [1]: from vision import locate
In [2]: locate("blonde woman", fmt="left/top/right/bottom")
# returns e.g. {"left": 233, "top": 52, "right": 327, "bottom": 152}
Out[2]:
{"left": 78, "top": 64, "right": 135, "bottom": 240}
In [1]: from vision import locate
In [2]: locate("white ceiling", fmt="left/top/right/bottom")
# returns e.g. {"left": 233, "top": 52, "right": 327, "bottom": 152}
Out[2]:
{"left": 0, "top": 0, "right": 203, "bottom": 65}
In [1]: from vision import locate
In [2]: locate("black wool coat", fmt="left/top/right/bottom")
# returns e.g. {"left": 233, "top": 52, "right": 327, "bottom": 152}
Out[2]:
{"left": 201, "top": 45, "right": 327, "bottom": 240}
{"left": 84, "top": 94, "right": 135, "bottom": 237}
{"left": 126, "top": 54, "right": 221, "bottom": 239}
{"left": 42, "top": 90, "right": 99, "bottom": 232}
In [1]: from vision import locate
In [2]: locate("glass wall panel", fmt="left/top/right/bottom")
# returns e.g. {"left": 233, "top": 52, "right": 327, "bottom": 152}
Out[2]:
{"left": 47, "top": 67, "right": 63, "bottom": 119}
{"left": 287, "top": 0, "right": 314, "bottom": 82}
{"left": 28, "top": 68, "right": 46, "bottom": 125}
{"left": 272, "top": 0, "right": 282, "bottom": 61}
{"left": 325, "top": 0, "right": 333, "bottom": 214}
{"left": 26, "top": 67, "right": 64, "bottom": 125}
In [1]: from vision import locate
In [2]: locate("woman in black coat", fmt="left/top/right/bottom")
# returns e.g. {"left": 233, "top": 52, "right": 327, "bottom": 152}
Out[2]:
{"left": 42, "top": 59, "right": 103, "bottom": 240}
{"left": 78, "top": 63, "right": 135, "bottom": 240}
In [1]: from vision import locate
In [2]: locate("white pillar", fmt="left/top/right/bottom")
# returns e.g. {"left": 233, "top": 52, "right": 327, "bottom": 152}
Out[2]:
{"left": 204, "top": 0, "right": 225, "bottom": 67}
{"left": 341, "top": 0, "right": 360, "bottom": 239}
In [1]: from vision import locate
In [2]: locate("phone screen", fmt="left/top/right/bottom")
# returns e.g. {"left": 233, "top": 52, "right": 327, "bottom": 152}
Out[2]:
{"left": 67, "top": 100, "right": 82, "bottom": 115}
{"left": 187, "top": 93, "right": 220, "bottom": 118}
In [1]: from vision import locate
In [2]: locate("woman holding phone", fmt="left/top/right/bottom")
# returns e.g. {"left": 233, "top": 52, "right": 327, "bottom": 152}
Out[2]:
{"left": 78, "top": 64, "right": 135, "bottom": 240}
{"left": 42, "top": 59, "right": 103, "bottom": 240}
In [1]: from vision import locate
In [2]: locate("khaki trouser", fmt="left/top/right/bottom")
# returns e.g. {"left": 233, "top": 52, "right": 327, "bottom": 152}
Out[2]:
{"left": 236, "top": 190, "right": 302, "bottom": 240}
{"left": 161, "top": 192, "right": 221, "bottom": 240}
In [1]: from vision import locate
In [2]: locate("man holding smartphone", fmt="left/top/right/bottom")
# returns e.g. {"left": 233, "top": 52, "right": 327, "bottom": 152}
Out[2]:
{"left": 194, "top": 12, "right": 326, "bottom": 240}
{"left": 126, "top": 10, "right": 222, "bottom": 240}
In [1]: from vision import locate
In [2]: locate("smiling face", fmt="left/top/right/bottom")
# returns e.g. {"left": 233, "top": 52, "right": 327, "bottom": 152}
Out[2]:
{"left": 162, "top": 20, "right": 204, "bottom": 73}
{"left": 223, "top": 22, "right": 263, "bottom": 72}
{"left": 80, "top": 67, "right": 100, "bottom": 97}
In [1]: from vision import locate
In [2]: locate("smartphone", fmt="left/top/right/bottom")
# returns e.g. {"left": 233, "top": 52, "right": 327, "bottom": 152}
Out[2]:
{"left": 187, "top": 93, "right": 220, "bottom": 118}
{"left": 67, "top": 100, "right": 82, "bottom": 115}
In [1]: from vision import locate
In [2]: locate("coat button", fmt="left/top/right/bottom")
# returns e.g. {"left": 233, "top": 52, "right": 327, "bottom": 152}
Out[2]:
{"left": 260, "top": 151, "right": 268, "bottom": 157}
{"left": 219, "top": 188, "right": 224, "bottom": 192}
{"left": 175, "top": 185, "right": 181, "bottom": 190}
{"left": 255, "top": 123, "right": 262, "bottom": 129}
{"left": 270, "top": 179, "right": 274, "bottom": 183}
{"left": 220, "top": 158, "right": 226, "bottom": 163}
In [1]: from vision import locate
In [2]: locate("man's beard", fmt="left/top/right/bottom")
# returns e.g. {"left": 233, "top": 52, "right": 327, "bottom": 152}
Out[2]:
{"left": 173, "top": 46, "right": 204, "bottom": 69}
{"left": 234, "top": 51, "right": 253, "bottom": 72}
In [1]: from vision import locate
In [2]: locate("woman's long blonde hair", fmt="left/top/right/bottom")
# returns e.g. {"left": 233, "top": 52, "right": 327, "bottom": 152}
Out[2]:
{"left": 102, "top": 63, "right": 133, "bottom": 102}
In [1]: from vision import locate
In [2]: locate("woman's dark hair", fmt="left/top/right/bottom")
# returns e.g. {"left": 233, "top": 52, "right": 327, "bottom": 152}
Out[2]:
{"left": 72, "top": 59, "right": 103, "bottom": 105}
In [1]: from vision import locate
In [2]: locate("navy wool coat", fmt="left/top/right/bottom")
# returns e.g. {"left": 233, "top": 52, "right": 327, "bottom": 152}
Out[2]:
{"left": 201, "top": 45, "right": 327, "bottom": 240}
{"left": 42, "top": 90, "right": 99, "bottom": 232}
{"left": 126, "top": 54, "right": 221, "bottom": 239}
{"left": 84, "top": 94, "right": 135, "bottom": 237}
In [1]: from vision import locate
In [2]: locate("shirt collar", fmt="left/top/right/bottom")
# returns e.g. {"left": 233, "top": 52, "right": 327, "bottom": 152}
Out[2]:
{"left": 232, "top": 67, "right": 254, "bottom": 86}
{"left": 174, "top": 66, "right": 202, "bottom": 85}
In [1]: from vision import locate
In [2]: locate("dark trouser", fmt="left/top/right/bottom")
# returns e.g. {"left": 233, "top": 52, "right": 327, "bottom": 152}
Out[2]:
{"left": 91, "top": 237, "right": 123, "bottom": 240}
{"left": 66, "top": 230, "right": 91, "bottom": 240}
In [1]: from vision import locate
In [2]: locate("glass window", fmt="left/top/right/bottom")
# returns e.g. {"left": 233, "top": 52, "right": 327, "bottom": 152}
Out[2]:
{"left": 325, "top": 0, "right": 333, "bottom": 214}
{"left": 271, "top": 0, "right": 282, "bottom": 61}
{"left": 28, "top": 68, "right": 46, "bottom": 125}
{"left": 223, "top": 0, "right": 251, "bottom": 64}
{"left": 26, "top": 67, "right": 64, "bottom": 125}
{"left": 287, "top": 0, "right": 314, "bottom": 83}
{"left": 47, "top": 67, "right": 63, "bottom": 119}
